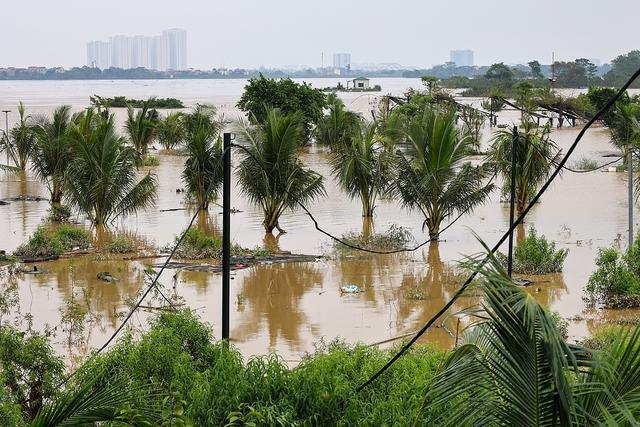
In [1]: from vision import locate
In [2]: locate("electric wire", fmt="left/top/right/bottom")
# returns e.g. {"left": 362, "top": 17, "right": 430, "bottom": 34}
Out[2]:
{"left": 356, "top": 66, "right": 640, "bottom": 392}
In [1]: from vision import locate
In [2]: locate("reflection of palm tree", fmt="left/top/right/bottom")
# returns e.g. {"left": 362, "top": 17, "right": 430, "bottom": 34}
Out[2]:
{"left": 232, "top": 263, "right": 323, "bottom": 350}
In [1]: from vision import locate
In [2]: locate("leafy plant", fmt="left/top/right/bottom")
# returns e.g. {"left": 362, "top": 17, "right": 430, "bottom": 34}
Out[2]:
{"left": 124, "top": 103, "right": 159, "bottom": 159}
{"left": 106, "top": 235, "right": 137, "bottom": 253}
{"left": 336, "top": 224, "right": 413, "bottom": 252}
{"left": 46, "top": 205, "right": 72, "bottom": 223}
{"left": 2, "top": 103, "right": 36, "bottom": 170}
{"left": 314, "top": 93, "right": 360, "bottom": 149}
{"left": 498, "top": 226, "right": 569, "bottom": 274}
{"left": 13, "top": 225, "right": 91, "bottom": 258}
{"left": 586, "top": 241, "right": 640, "bottom": 308}
{"left": 157, "top": 112, "right": 185, "bottom": 150}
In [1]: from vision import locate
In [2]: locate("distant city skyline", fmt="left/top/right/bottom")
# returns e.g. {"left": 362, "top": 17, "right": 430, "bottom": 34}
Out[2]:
{"left": 87, "top": 29, "right": 187, "bottom": 71}
{"left": 0, "top": 0, "right": 637, "bottom": 69}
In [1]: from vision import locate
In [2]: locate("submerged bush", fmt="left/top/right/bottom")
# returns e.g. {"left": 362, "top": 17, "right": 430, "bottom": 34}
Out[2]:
{"left": 173, "top": 228, "right": 244, "bottom": 259}
{"left": 586, "top": 242, "right": 640, "bottom": 308}
{"left": 46, "top": 204, "right": 72, "bottom": 222}
{"left": 106, "top": 235, "right": 137, "bottom": 253}
{"left": 141, "top": 155, "right": 160, "bottom": 167}
{"left": 13, "top": 225, "right": 91, "bottom": 258}
{"left": 498, "top": 227, "right": 568, "bottom": 274}
{"left": 336, "top": 224, "right": 413, "bottom": 252}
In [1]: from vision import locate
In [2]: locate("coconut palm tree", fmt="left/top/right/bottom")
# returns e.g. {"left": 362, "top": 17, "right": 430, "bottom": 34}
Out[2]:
{"left": 236, "top": 108, "right": 325, "bottom": 234}
{"left": 610, "top": 102, "right": 640, "bottom": 157}
{"left": 31, "top": 105, "right": 72, "bottom": 204}
{"left": 181, "top": 105, "right": 223, "bottom": 210}
{"left": 124, "top": 102, "right": 159, "bottom": 159}
{"left": 157, "top": 112, "right": 184, "bottom": 150}
{"left": 330, "top": 120, "right": 393, "bottom": 217}
{"left": 314, "top": 93, "right": 360, "bottom": 149}
{"left": 64, "top": 109, "right": 157, "bottom": 227}
{"left": 395, "top": 108, "right": 494, "bottom": 239}
{"left": 427, "top": 248, "right": 640, "bottom": 426}
{"left": 2, "top": 102, "right": 36, "bottom": 170}
{"left": 488, "top": 120, "right": 559, "bottom": 217}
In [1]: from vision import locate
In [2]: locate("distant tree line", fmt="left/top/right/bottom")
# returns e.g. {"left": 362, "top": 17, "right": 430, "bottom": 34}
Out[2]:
{"left": 89, "top": 95, "right": 185, "bottom": 109}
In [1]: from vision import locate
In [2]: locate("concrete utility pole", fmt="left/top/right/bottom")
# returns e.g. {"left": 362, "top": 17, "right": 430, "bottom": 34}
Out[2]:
{"left": 629, "top": 150, "right": 634, "bottom": 247}
{"left": 222, "top": 133, "right": 231, "bottom": 341}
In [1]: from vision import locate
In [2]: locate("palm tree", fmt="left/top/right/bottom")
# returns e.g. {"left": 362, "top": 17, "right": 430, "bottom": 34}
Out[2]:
{"left": 236, "top": 108, "right": 325, "bottom": 234}
{"left": 426, "top": 248, "right": 640, "bottom": 426}
{"left": 2, "top": 102, "right": 36, "bottom": 170}
{"left": 157, "top": 112, "right": 184, "bottom": 150}
{"left": 395, "top": 108, "right": 494, "bottom": 239}
{"left": 488, "top": 120, "right": 559, "bottom": 217}
{"left": 124, "top": 103, "right": 159, "bottom": 159}
{"left": 330, "top": 120, "right": 393, "bottom": 217}
{"left": 610, "top": 102, "right": 640, "bottom": 157}
{"left": 31, "top": 105, "right": 72, "bottom": 204}
{"left": 64, "top": 109, "right": 157, "bottom": 227}
{"left": 181, "top": 105, "right": 223, "bottom": 210}
{"left": 314, "top": 93, "right": 360, "bottom": 149}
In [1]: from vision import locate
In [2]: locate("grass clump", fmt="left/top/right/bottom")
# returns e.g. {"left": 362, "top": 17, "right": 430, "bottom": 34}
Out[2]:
{"left": 46, "top": 204, "right": 72, "bottom": 222}
{"left": 336, "top": 224, "right": 413, "bottom": 252}
{"left": 141, "top": 155, "right": 160, "bottom": 167}
{"left": 498, "top": 227, "right": 568, "bottom": 274}
{"left": 13, "top": 225, "right": 91, "bottom": 258}
{"left": 174, "top": 228, "right": 245, "bottom": 259}
{"left": 106, "top": 235, "right": 137, "bottom": 253}
{"left": 586, "top": 237, "right": 640, "bottom": 307}
{"left": 571, "top": 157, "right": 598, "bottom": 171}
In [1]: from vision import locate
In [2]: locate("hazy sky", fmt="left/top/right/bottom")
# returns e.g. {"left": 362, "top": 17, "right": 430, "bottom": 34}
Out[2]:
{"left": 1, "top": 0, "right": 638, "bottom": 69}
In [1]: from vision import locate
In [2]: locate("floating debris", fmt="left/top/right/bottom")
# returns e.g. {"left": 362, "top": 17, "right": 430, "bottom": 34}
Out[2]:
{"left": 16, "top": 264, "right": 49, "bottom": 274}
{"left": 340, "top": 284, "right": 362, "bottom": 294}
{"left": 513, "top": 277, "right": 533, "bottom": 287}
{"left": 97, "top": 272, "right": 118, "bottom": 283}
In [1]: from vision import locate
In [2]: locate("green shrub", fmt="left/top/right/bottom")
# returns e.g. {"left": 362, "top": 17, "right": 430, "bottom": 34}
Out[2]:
{"left": 141, "top": 155, "right": 160, "bottom": 167}
{"left": 13, "top": 225, "right": 91, "bottom": 258}
{"left": 174, "top": 229, "right": 245, "bottom": 259}
{"left": 107, "top": 235, "right": 137, "bottom": 253}
{"left": 586, "top": 243, "right": 640, "bottom": 307}
{"left": 499, "top": 227, "right": 568, "bottom": 274}
{"left": 46, "top": 204, "right": 71, "bottom": 222}
{"left": 336, "top": 224, "right": 413, "bottom": 252}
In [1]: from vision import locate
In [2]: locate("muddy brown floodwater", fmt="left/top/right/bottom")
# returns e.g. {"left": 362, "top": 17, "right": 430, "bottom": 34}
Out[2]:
{"left": 1, "top": 80, "right": 639, "bottom": 365}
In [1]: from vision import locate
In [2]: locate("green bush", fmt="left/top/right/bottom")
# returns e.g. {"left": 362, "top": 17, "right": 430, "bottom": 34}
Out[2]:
{"left": 107, "top": 235, "right": 137, "bottom": 253}
{"left": 336, "top": 224, "right": 413, "bottom": 253}
{"left": 141, "top": 155, "right": 160, "bottom": 167}
{"left": 586, "top": 242, "right": 640, "bottom": 307}
{"left": 174, "top": 229, "right": 245, "bottom": 259}
{"left": 46, "top": 204, "right": 72, "bottom": 222}
{"left": 13, "top": 225, "right": 91, "bottom": 258}
{"left": 499, "top": 227, "right": 568, "bottom": 274}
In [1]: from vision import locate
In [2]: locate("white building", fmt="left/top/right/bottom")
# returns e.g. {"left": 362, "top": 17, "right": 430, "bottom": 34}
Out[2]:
{"left": 333, "top": 53, "right": 351, "bottom": 70}
{"left": 450, "top": 49, "right": 474, "bottom": 67}
{"left": 86, "top": 41, "right": 110, "bottom": 69}
{"left": 162, "top": 28, "right": 187, "bottom": 70}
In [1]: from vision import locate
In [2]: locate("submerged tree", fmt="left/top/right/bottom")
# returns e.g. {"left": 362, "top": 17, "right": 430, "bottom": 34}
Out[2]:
{"left": 236, "top": 108, "right": 325, "bottom": 233}
{"left": 181, "top": 105, "right": 223, "bottom": 210}
{"left": 488, "top": 121, "right": 559, "bottom": 217}
{"left": 31, "top": 105, "right": 72, "bottom": 204}
{"left": 124, "top": 103, "right": 159, "bottom": 159}
{"left": 395, "top": 109, "right": 494, "bottom": 238}
{"left": 330, "top": 120, "right": 393, "bottom": 217}
{"left": 2, "top": 102, "right": 36, "bottom": 170}
{"left": 314, "top": 93, "right": 360, "bottom": 149}
{"left": 157, "top": 112, "right": 184, "bottom": 150}
{"left": 610, "top": 102, "right": 640, "bottom": 157}
{"left": 65, "top": 109, "right": 157, "bottom": 226}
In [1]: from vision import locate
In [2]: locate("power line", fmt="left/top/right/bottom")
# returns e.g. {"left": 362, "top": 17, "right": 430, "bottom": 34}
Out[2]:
{"left": 356, "top": 66, "right": 640, "bottom": 392}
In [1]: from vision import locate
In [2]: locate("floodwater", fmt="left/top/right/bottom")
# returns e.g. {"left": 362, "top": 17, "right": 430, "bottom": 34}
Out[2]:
{"left": 0, "top": 78, "right": 638, "bottom": 363}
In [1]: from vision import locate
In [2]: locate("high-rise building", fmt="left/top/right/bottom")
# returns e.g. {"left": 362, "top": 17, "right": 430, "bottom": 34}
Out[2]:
{"left": 449, "top": 50, "right": 474, "bottom": 67}
{"left": 333, "top": 53, "right": 351, "bottom": 70}
{"left": 86, "top": 29, "right": 186, "bottom": 71}
{"left": 162, "top": 29, "right": 187, "bottom": 70}
{"left": 86, "top": 41, "right": 110, "bottom": 69}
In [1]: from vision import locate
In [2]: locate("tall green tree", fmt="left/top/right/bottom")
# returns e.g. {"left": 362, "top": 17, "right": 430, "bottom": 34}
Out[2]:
{"left": 488, "top": 121, "right": 558, "bottom": 217}
{"left": 31, "top": 105, "right": 72, "bottom": 204}
{"left": 65, "top": 109, "right": 157, "bottom": 227}
{"left": 395, "top": 109, "right": 494, "bottom": 238}
{"left": 314, "top": 93, "right": 360, "bottom": 149}
{"left": 2, "top": 102, "right": 36, "bottom": 170}
{"left": 604, "top": 50, "right": 640, "bottom": 88}
{"left": 236, "top": 108, "right": 325, "bottom": 234}
{"left": 484, "top": 63, "right": 514, "bottom": 81}
{"left": 124, "top": 103, "right": 159, "bottom": 159}
{"left": 330, "top": 120, "right": 393, "bottom": 217}
{"left": 237, "top": 74, "right": 327, "bottom": 137}
{"left": 528, "top": 60, "right": 543, "bottom": 79}
{"left": 181, "top": 105, "right": 223, "bottom": 210}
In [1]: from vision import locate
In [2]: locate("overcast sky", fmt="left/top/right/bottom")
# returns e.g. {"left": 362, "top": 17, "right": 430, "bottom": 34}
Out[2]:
{"left": 1, "top": 0, "right": 638, "bottom": 69}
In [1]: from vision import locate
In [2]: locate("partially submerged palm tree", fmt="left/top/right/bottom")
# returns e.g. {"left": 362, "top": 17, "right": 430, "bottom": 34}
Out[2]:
{"left": 488, "top": 120, "right": 559, "bottom": 217}
{"left": 2, "top": 102, "right": 36, "bottom": 170}
{"left": 65, "top": 109, "right": 157, "bottom": 227}
{"left": 124, "top": 103, "right": 159, "bottom": 159}
{"left": 181, "top": 105, "right": 223, "bottom": 210}
{"left": 237, "top": 108, "right": 325, "bottom": 234}
{"left": 31, "top": 105, "right": 72, "bottom": 204}
{"left": 395, "top": 108, "right": 494, "bottom": 239}
{"left": 314, "top": 93, "right": 360, "bottom": 149}
{"left": 427, "top": 246, "right": 640, "bottom": 426}
{"left": 610, "top": 102, "right": 640, "bottom": 157}
{"left": 330, "top": 120, "right": 393, "bottom": 217}
{"left": 157, "top": 112, "right": 184, "bottom": 150}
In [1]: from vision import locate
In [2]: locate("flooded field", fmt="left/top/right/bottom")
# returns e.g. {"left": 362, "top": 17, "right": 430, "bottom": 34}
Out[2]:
{"left": 1, "top": 78, "right": 638, "bottom": 364}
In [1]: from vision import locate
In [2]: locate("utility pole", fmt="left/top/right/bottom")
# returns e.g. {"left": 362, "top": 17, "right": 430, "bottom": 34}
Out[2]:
{"left": 630, "top": 149, "right": 634, "bottom": 247}
{"left": 222, "top": 133, "right": 231, "bottom": 341}
{"left": 507, "top": 126, "right": 518, "bottom": 277}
